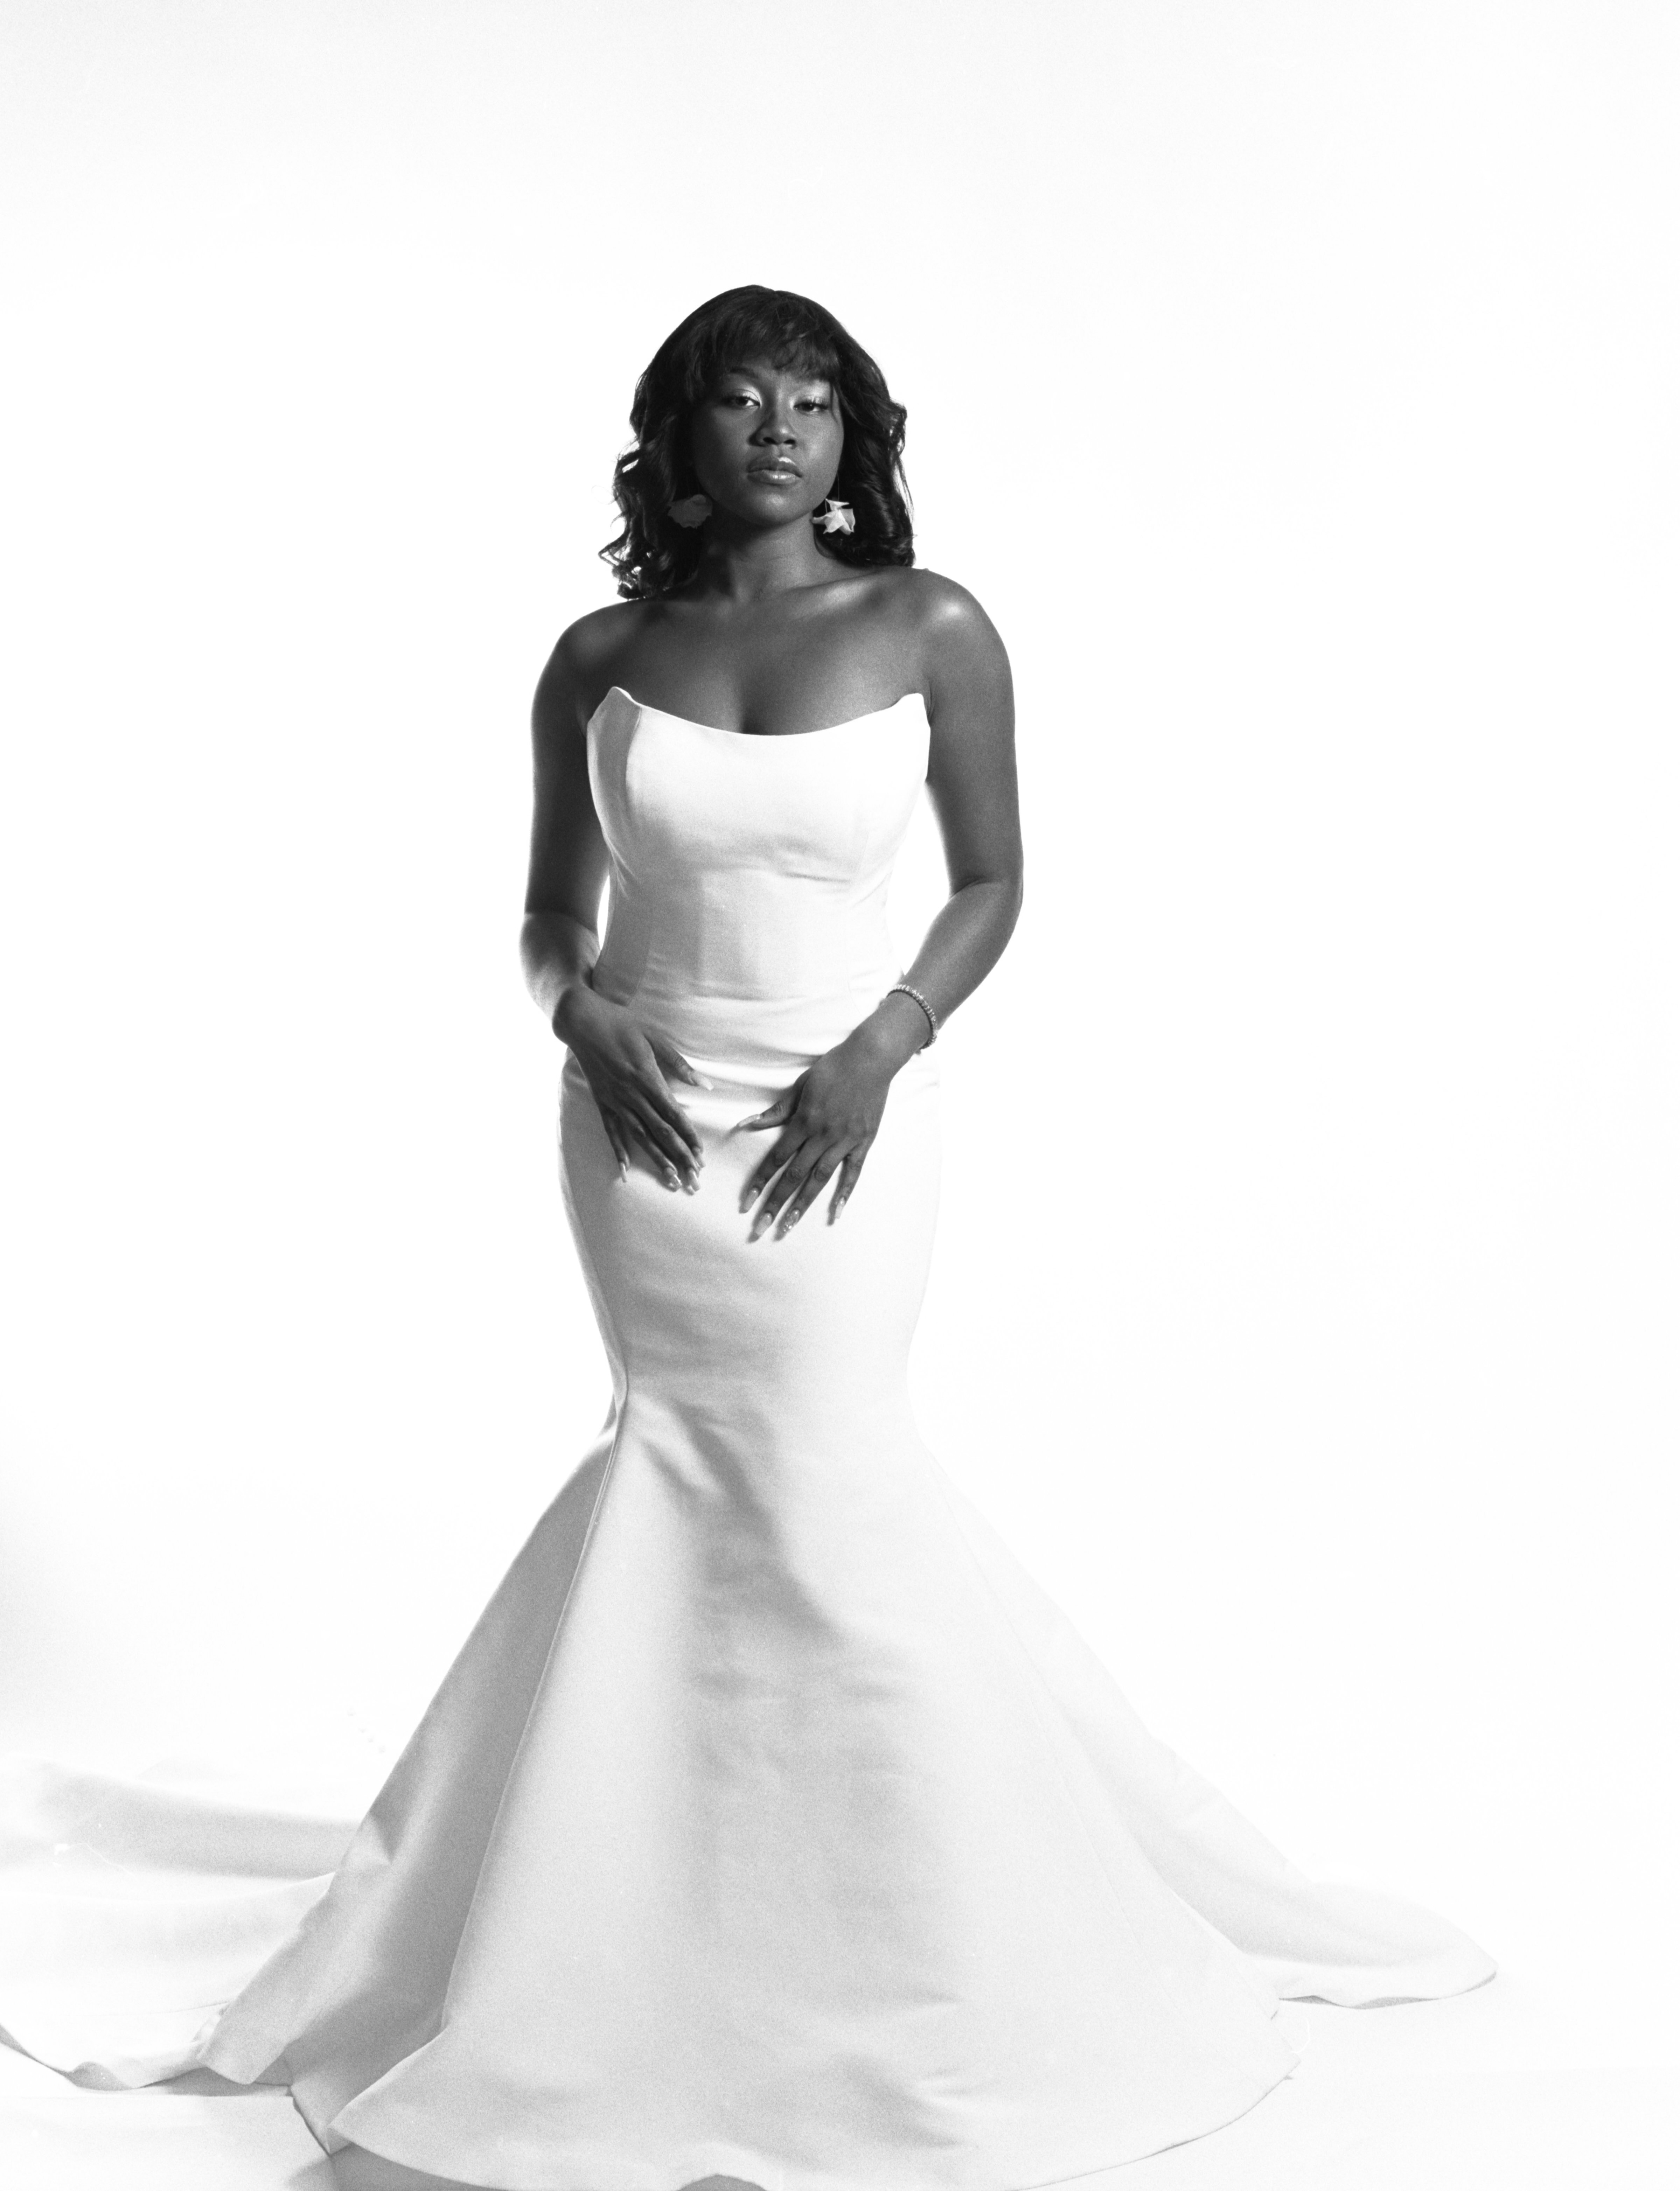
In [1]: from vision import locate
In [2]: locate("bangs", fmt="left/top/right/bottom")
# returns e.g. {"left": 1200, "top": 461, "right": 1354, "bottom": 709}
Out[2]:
{"left": 688, "top": 296, "right": 842, "bottom": 393}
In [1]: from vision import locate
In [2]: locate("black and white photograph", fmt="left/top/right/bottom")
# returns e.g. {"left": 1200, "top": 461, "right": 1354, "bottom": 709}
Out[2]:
{"left": 2, "top": 5, "right": 1675, "bottom": 2187}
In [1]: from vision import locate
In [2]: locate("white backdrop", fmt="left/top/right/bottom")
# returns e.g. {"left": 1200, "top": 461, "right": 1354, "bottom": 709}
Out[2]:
{"left": 3, "top": 0, "right": 1676, "bottom": 2077}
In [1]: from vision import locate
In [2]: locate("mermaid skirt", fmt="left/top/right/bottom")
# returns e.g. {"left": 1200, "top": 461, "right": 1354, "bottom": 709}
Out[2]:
{"left": 162, "top": 1049, "right": 1491, "bottom": 2189}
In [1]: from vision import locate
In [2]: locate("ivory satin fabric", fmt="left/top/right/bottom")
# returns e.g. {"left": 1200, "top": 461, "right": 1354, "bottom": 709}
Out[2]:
{"left": 2, "top": 688, "right": 1494, "bottom": 2188}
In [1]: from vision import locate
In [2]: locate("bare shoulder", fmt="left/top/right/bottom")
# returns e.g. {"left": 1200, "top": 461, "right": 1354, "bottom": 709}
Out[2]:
{"left": 900, "top": 566, "right": 999, "bottom": 634}
{"left": 875, "top": 570, "right": 1011, "bottom": 728}
{"left": 535, "top": 599, "right": 656, "bottom": 737}
{"left": 871, "top": 566, "right": 1009, "bottom": 682}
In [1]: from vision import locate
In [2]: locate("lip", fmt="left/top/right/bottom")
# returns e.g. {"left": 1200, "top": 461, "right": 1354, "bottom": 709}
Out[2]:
{"left": 747, "top": 463, "right": 801, "bottom": 480}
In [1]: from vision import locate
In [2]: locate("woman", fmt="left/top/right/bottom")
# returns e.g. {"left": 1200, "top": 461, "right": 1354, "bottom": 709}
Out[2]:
{"left": 15, "top": 288, "right": 1492, "bottom": 2186}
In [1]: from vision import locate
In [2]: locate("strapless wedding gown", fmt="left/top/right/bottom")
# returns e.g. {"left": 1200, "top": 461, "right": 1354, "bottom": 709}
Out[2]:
{"left": 2, "top": 686, "right": 1493, "bottom": 2190}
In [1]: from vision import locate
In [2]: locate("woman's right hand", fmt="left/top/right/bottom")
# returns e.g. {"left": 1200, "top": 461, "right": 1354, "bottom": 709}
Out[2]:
{"left": 554, "top": 986, "right": 706, "bottom": 1191}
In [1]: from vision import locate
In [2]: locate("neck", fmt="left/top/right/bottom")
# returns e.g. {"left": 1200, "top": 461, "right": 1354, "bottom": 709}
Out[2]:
{"left": 691, "top": 515, "right": 840, "bottom": 605}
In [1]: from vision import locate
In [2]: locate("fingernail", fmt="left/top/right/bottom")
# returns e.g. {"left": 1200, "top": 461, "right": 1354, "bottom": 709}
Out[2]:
{"left": 683, "top": 1176, "right": 699, "bottom": 1195}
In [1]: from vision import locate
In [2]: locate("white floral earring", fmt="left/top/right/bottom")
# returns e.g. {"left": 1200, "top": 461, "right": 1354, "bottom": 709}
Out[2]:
{"left": 815, "top": 498, "right": 855, "bottom": 535}
{"left": 668, "top": 493, "right": 712, "bottom": 529}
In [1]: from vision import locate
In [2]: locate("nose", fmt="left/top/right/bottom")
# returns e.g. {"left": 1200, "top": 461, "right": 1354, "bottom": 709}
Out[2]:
{"left": 752, "top": 399, "right": 797, "bottom": 445}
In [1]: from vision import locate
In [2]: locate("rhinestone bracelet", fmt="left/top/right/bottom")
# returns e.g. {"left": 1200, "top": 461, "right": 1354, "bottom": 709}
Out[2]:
{"left": 885, "top": 981, "right": 939, "bottom": 1049}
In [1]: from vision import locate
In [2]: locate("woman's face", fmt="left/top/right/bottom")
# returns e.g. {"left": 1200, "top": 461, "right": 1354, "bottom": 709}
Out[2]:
{"left": 688, "top": 356, "right": 844, "bottom": 528}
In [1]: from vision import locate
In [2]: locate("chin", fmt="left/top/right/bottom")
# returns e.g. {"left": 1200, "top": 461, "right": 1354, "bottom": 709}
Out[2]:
{"left": 738, "top": 493, "right": 814, "bottom": 523}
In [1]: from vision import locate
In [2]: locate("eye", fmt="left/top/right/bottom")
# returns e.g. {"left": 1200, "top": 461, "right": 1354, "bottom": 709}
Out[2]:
{"left": 796, "top": 396, "right": 831, "bottom": 413}
{"left": 719, "top": 389, "right": 760, "bottom": 409}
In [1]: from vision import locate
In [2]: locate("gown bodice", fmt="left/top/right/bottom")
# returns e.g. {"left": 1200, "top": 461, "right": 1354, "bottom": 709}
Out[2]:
{"left": 585, "top": 684, "right": 931, "bottom": 1074}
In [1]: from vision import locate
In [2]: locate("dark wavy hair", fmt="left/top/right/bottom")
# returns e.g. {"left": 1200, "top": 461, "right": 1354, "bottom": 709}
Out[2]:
{"left": 602, "top": 286, "right": 913, "bottom": 600}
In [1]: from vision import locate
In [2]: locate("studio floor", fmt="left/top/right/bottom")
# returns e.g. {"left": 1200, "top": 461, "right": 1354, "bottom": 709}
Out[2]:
{"left": 2, "top": 1973, "right": 1671, "bottom": 2191}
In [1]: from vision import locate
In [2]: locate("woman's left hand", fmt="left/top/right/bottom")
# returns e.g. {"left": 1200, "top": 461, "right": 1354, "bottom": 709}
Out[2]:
{"left": 738, "top": 1019, "right": 915, "bottom": 1239}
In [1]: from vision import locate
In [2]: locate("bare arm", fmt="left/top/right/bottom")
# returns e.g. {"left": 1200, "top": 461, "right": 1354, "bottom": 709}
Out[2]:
{"left": 522, "top": 628, "right": 705, "bottom": 1190}
{"left": 863, "top": 578, "right": 1024, "bottom": 1067}
{"left": 520, "top": 641, "right": 611, "bottom": 1028}
{"left": 741, "top": 578, "right": 1024, "bottom": 1235}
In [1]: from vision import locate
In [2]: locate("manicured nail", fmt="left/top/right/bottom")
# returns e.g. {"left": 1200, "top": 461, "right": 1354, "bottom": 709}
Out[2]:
{"left": 683, "top": 1175, "right": 699, "bottom": 1195}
